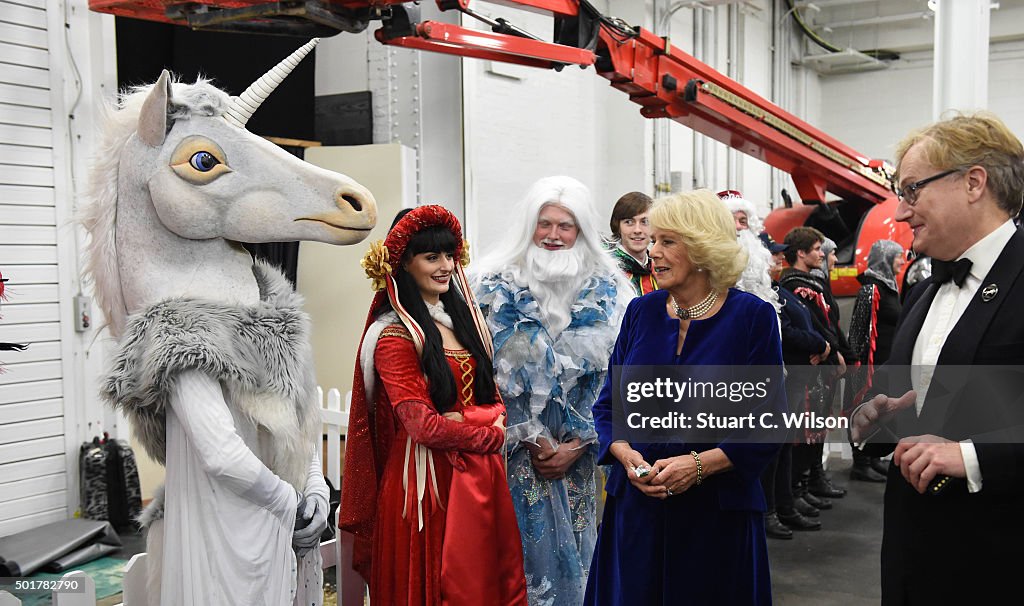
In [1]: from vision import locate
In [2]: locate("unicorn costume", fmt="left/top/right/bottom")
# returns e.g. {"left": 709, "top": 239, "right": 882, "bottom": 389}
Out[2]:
{"left": 82, "top": 41, "right": 377, "bottom": 605}
{"left": 106, "top": 265, "right": 323, "bottom": 605}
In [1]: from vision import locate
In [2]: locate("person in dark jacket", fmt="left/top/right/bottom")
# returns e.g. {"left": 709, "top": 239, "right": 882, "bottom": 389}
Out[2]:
{"left": 847, "top": 239, "right": 905, "bottom": 481}
{"left": 779, "top": 228, "right": 848, "bottom": 509}
{"left": 850, "top": 111, "right": 1024, "bottom": 606}
{"left": 759, "top": 233, "right": 830, "bottom": 536}
{"left": 803, "top": 237, "right": 856, "bottom": 495}
{"left": 857, "top": 240, "right": 906, "bottom": 366}
{"left": 812, "top": 238, "right": 857, "bottom": 364}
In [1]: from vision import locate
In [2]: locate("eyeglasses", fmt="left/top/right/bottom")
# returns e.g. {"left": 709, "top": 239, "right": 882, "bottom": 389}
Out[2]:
{"left": 894, "top": 169, "right": 959, "bottom": 206}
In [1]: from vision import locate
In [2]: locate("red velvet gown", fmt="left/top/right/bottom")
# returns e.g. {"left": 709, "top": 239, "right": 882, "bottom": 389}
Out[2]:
{"left": 370, "top": 326, "right": 528, "bottom": 606}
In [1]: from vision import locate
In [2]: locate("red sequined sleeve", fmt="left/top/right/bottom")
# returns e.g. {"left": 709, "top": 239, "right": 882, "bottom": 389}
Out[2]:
{"left": 376, "top": 334, "right": 504, "bottom": 453}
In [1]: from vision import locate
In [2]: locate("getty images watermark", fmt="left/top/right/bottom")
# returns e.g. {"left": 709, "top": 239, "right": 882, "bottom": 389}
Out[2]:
{"left": 611, "top": 365, "right": 846, "bottom": 444}
{"left": 611, "top": 365, "right": 1024, "bottom": 445}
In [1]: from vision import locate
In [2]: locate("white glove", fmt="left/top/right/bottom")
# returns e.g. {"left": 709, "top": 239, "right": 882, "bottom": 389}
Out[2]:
{"left": 292, "top": 490, "right": 329, "bottom": 553}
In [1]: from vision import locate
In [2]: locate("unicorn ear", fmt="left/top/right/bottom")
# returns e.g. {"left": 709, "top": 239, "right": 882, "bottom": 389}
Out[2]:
{"left": 138, "top": 70, "right": 171, "bottom": 147}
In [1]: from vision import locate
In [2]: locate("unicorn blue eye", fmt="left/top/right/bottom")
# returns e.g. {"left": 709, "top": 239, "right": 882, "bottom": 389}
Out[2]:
{"left": 189, "top": 151, "right": 220, "bottom": 172}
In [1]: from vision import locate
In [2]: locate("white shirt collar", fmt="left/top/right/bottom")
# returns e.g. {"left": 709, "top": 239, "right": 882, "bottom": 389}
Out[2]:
{"left": 616, "top": 242, "right": 649, "bottom": 266}
{"left": 958, "top": 219, "right": 1016, "bottom": 283}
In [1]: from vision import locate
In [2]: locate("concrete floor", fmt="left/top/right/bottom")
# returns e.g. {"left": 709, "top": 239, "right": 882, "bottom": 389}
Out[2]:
{"left": 768, "top": 457, "right": 886, "bottom": 605}
{"left": 103, "top": 455, "right": 885, "bottom": 605}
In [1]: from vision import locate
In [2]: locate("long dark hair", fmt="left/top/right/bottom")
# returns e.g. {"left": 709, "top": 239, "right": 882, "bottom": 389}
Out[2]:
{"left": 375, "top": 223, "right": 497, "bottom": 412}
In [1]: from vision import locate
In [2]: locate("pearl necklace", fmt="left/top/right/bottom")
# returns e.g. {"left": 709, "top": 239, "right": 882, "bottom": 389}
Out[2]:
{"left": 670, "top": 290, "right": 718, "bottom": 320}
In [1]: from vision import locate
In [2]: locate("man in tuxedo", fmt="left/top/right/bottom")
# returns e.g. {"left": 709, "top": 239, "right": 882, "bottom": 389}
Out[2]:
{"left": 851, "top": 112, "right": 1024, "bottom": 604}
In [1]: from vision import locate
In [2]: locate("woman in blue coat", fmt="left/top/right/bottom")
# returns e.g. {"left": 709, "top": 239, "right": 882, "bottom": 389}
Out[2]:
{"left": 585, "top": 190, "right": 785, "bottom": 605}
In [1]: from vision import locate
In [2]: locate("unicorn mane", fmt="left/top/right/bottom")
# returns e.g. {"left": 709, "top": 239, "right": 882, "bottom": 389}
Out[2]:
{"left": 79, "top": 77, "right": 232, "bottom": 337}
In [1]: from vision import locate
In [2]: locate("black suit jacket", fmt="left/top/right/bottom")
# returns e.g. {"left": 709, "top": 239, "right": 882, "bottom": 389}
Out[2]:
{"left": 868, "top": 227, "right": 1024, "bottom": 604}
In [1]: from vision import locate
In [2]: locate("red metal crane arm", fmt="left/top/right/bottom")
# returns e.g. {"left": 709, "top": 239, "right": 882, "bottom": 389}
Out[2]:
{"left": 88, "top": 0, "right": 894, "bottom": 204}
{"left": 371, "top": 1, "right": 895, "bottom": 204}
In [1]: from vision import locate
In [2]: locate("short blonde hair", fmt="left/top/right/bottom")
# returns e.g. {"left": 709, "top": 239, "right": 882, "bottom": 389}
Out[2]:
{"left": 895, "top": 112, "right": 1024, "bottom": 215}
{"left": 649, "top": 189, "right": 747, "bottom": 294}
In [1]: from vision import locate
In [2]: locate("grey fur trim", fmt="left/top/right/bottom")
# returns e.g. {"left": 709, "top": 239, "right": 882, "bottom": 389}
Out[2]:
{"left": 101, "top": 261, "right": 319, "bottom": 490}
{"left": 138, "top": 484, "right": 165, "bottom": 528}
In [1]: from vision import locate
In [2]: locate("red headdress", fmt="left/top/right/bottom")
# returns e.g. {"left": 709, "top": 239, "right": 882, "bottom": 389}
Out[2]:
{"left": 339, "top": 205, "right": 491, "bottom": 582}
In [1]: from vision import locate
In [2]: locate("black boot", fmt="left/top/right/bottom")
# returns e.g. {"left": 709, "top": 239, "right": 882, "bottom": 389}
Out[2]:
{"left": 793, "top": 495, "right": 820, "bottom": 517}
{"left": 809, "top": 446, "right": 847, "bottom": 498}
{"left": 809, "top": 475, "right": 847, "bottom": 498}
{"left": 852, "top": 451, "right": 887, "bottom": 482}
{"left": 764, "top": 512, "right": 794, "bottom": 539}
{"left": 778, "top": 509, "right": 821, "bottom": 531}
{"left": 802, "top": 490, "right": 832, "bottom": 510}
{"left": 851, "top": 463, "right": 887, "bottom": 482}
{"left": 791, "top": 479, "right": 820, "bottom": 517}
{"left": 869, "top": 457, "right": 890, "bottom": 476}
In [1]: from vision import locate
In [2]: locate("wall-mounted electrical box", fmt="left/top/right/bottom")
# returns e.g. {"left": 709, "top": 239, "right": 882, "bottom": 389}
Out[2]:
{"left": 74, "top": 294, "right": 92, "bottom": 332}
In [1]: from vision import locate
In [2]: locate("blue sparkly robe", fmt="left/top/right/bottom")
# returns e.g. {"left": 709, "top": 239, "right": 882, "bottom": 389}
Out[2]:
{"left": 476, "top": 270, "right": 626, "bottom": 606}
{"left": 585, "top": 289, "right": 784, "bottom": 606}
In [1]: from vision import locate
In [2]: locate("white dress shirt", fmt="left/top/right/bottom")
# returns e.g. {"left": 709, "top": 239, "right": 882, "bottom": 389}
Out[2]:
{"left": 911, "top": 219, "right": 1017, "bottom": 493}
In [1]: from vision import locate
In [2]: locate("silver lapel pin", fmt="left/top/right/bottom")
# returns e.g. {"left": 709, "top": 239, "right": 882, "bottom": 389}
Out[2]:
{"left": 981, "top": 284, "right": 999, "bottom": 302}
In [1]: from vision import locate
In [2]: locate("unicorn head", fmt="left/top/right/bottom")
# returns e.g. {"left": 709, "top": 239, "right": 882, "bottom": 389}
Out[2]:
{"left": 82, "top": 41, "right": 378, "bottom": 336}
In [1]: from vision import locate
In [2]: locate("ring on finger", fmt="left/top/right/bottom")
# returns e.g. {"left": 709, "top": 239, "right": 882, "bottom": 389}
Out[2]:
{"left": 665, "top": 486, "right": 674, "bottom": 496}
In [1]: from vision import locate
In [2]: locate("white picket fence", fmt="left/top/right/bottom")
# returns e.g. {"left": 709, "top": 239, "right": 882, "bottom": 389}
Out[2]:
{"left": 0, "top": 387, "right": 365, "bottom": 606}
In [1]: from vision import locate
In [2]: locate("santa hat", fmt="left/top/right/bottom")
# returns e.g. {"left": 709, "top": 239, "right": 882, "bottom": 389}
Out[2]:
{"left": 717, "top": 189, "right": 764, "bottom": 234}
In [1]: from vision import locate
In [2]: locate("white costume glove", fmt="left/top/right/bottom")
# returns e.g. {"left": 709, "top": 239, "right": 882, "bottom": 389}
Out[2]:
{"left": 293, "top": 449, "right": 330, "bottom": 554}
{"left": 293, "top": 491, "right": 329, "bottom": 553}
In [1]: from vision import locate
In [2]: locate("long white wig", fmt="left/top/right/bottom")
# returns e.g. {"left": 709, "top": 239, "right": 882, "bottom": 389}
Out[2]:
{"left": 473, "top": 176, "right": 627, "bottom": 286}
{"left": 472, "top": 176, "right": 633, "bottom": 335}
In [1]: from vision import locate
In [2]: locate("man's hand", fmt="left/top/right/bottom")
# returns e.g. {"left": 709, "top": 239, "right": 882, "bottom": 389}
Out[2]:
{"left": 525, "top": 438, "right": 557, "bottom": 475}
{"left": 835, "top": 351, "right": 847, "bottom": 377}
{"left": 609, "top": 441, "right": 664, "bottom": 498}
{"left": 525, "top": 437, "right": 553, "bottom": 457}
{"left": 851, "top": 390, "right": 917, "bottom": 443}
{"left": 532, "top": 438, "right": 584, "bottom": 480}
{"left": 443, "top": 411, "right": 464, "bottom": 422}
{"left": 894, "top": 435, "right": 966, "bottom": 494}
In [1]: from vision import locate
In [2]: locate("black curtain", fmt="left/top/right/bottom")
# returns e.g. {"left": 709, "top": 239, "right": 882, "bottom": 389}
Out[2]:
{"left": 115, "top": 18, "right": 315, "bottom": 139}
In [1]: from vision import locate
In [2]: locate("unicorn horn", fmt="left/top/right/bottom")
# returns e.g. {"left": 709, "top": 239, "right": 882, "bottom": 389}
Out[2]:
{"left": 224, "top": 38, "right": 319, "bottom": 129}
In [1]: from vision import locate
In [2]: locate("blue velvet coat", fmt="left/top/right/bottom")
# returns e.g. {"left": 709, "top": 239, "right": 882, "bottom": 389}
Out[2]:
{"left": 585, "top": 289, "right": 784, "bottom": 606}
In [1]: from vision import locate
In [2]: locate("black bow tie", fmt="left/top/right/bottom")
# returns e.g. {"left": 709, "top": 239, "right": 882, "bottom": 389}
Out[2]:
{"left": 931, "top": 258, "right": 973, "bottom": 287}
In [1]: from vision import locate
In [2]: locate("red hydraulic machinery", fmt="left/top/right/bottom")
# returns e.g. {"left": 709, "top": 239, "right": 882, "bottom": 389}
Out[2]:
{"left": 88, "top": 0, "right": 912, "bottom": 295}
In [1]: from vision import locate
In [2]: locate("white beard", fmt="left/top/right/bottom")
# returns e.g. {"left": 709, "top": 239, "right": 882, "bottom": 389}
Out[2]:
{"left": 519, "top": 245, "right": 590, "bottom": 337}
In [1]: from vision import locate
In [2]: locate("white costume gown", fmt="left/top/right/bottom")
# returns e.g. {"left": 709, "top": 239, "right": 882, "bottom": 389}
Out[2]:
{"left": 156, "top": 370, "right": 324, "bottom": 606}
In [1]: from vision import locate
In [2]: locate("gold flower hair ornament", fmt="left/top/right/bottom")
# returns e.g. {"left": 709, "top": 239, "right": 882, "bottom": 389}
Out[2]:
{"left": 460, "top": 240, "right": 471, "bottom": 268}
{"left": 361, "top": 239, "right": 392, "bottom": 291}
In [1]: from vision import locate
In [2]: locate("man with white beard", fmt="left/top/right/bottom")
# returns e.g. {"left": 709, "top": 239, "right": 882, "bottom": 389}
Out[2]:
{"left": 473, "top": 176, "right": 632, "bottom": 606}
{"left": 718, "top": 190, "right": 781, "bottom": 313}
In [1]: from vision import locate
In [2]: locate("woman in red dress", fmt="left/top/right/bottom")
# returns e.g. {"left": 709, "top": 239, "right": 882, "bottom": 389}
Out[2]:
{"left": 340, "top": 205, "right": 528, "bottom": 606}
